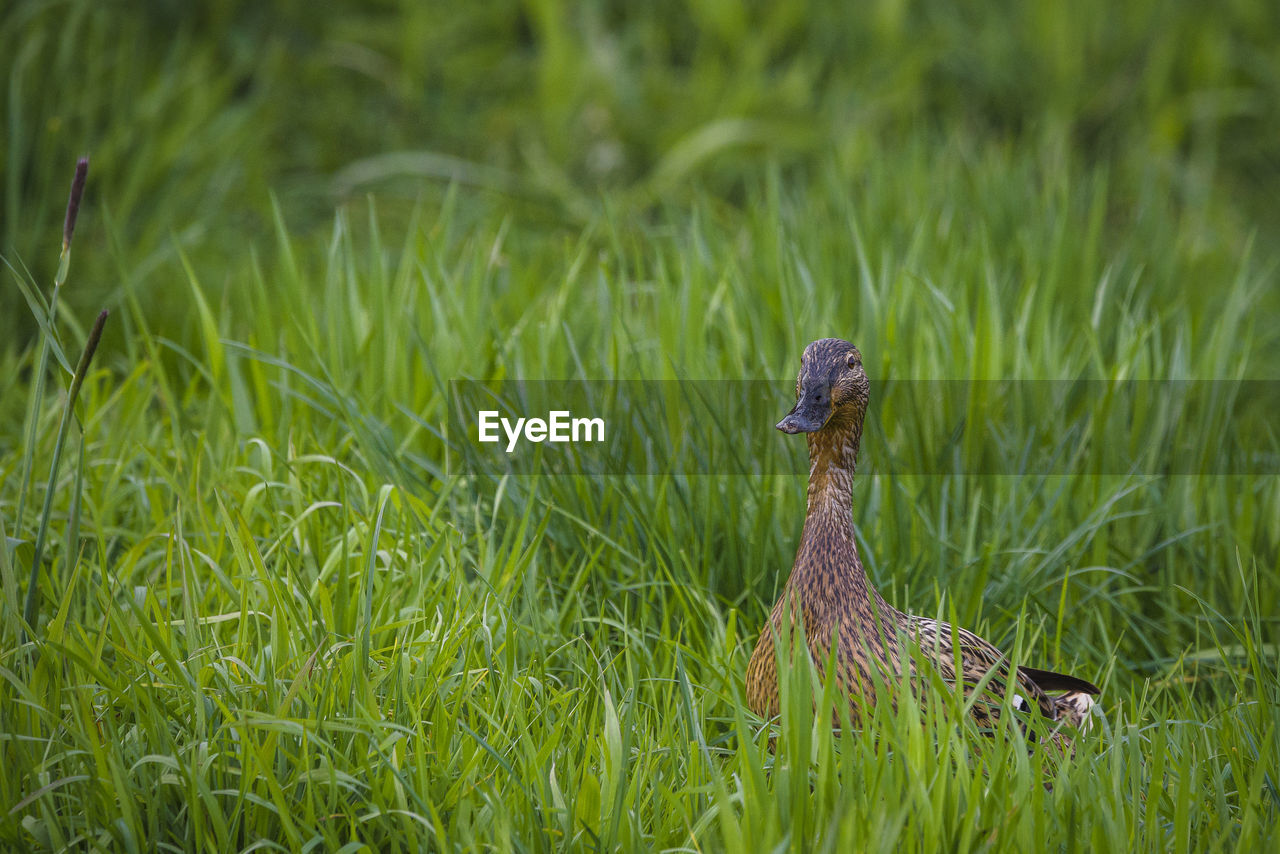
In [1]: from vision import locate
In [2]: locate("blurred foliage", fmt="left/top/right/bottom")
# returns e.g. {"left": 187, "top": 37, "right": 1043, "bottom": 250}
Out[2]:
{"left": 3, "top": 0, "right": 1279, "bottom": 345}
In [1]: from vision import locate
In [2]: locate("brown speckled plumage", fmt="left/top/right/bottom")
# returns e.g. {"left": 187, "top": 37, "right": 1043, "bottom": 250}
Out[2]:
{"left": 745, "top": 338, "right": 1100, "bottom": 746}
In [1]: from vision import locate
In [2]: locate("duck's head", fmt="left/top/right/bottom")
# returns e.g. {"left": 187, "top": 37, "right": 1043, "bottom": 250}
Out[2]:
{"left": 777, "top": 338, "right": 870, "bottom": 434}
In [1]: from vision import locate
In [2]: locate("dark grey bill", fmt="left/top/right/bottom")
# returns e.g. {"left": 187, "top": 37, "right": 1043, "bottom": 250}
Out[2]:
{"left": 776, "top": 384, "right": 832, "bottom": 433}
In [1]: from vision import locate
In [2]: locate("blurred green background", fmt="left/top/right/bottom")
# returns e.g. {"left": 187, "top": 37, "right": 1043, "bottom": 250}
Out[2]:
{"left": 4, "top": 0, "right": 1279, "bottom": 346}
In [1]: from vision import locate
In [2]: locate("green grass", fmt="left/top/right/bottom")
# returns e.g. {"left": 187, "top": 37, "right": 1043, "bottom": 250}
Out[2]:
{"left": 5, "top": 0, "right": 1280, "bottom": 343}
{"left": 3, "top": 1, "right": 1280, "bottom": 851}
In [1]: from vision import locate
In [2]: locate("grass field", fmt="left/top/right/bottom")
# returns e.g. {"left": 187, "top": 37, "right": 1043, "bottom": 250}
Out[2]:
{"left": 3, "top": 1, "right": 1279, "bottom": 851}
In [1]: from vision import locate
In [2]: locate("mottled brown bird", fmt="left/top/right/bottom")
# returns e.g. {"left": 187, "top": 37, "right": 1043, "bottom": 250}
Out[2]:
{"left": 745, "top": 338, "right": 1099, "bottom": 746}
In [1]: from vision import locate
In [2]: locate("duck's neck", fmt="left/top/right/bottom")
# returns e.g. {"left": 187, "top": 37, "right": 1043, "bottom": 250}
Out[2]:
{"left": 791, "top": 415, "right": 892, "bottom": 616}
{"left": 803, "top": 419, "right": 861, "bottom": 520}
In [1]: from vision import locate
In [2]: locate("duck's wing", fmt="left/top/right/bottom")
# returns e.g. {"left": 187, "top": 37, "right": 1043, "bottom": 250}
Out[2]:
{"left": 907, "top": 615, "right": 1099, "bottom": 746}
{"left": 906, "top": 616, "right": 1054, "bottom": 714}
{"left": 1017, "top": 666, "right": 1101, "bottom": 696}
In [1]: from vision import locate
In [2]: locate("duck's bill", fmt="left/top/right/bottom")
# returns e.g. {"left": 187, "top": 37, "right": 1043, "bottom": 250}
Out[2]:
{"left": 776, "top": 398, "right": 831, "bottom": 433}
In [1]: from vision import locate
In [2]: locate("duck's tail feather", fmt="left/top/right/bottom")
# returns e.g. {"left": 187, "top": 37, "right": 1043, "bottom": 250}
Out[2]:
{"left": 1017, "top": 665, "right": 1101, "bottom": 695}
{"left": 1052, "top": 690, "right": 1098, "bottom": 732}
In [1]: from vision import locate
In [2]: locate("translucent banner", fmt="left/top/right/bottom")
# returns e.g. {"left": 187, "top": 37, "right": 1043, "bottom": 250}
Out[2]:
{"left": 445, "top": 379, "right": 1279, "bottom": 476}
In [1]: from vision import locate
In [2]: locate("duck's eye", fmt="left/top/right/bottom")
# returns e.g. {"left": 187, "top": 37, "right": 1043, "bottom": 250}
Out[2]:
{"left": 846, "top": 353, "right": 860, "bottom": 369}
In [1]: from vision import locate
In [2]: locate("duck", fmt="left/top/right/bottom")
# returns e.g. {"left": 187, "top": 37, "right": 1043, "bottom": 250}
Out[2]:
{"left": 745, "top": 338, "right": 1099, "bottom": 746}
